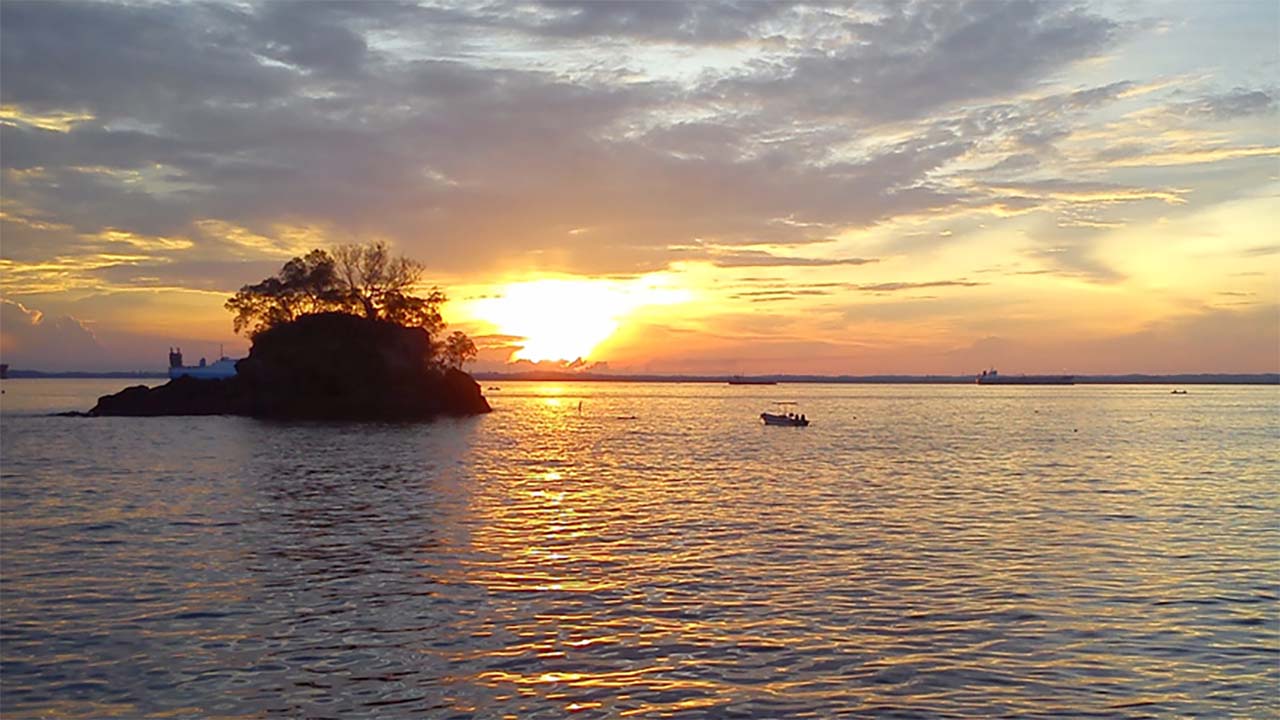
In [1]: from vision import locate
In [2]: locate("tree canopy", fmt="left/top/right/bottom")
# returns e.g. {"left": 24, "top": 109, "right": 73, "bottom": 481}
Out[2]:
{"left": 225, "top": 249, "right": 343, "bottom": 335}
{"left": 225, "top": 242, "right": 472, "bottom": 366}
{"left": 442, "top": 331, "right": 478, "bottom": 369}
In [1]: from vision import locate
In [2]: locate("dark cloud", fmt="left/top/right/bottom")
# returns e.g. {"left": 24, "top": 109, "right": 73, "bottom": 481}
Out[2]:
{"left": 250, "top": 2, "right": 375, "bottom": 79}
{"left": 0, "top": 2, "right": 287, "bottom": 118}
{"left": 981, "top": 153, "right": 1042, "bottom": 174}
{"left": 1046, "top": 81, "right": 1135, "bottom": 112}
{"left": 0, "top": 299, "right": 106, "bottom": 371}
{"left": 0, "top": 123, "right": 189, "bottom": 172}
{"left": 732, "top": 288, "right": 837, "bottom": 302}
{"left": 712, "top": 0, "right": 1116, "bottom": 122}
{"left": 1172, "top": 88, "right": 1275, "bottom": 121}
{"left": 1094, "top": 142, "right": 1151, "bottom": 162}
{"left": 525, "top": 1, "right": 791, "bottom": 43}
{"left": 0, "top": 0, "right": 1133, "bottom": 284}
{"left": 88, "top": 260, "right": 287, "bottom": 293}
{"left": 3, "top": 165, "right": 205, "bottom": 239}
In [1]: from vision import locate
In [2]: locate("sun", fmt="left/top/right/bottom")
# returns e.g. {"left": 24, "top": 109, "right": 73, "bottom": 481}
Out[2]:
{"left": 468, "top": 277, "right": 688, "bottom": 363}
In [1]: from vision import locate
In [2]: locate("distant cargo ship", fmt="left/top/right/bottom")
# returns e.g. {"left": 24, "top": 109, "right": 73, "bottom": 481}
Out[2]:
{"left": 168, "top": 348, "right": 238, "bottom": 380}
{"left": 728, "top": 376, "right": 777, "bottom": 385}
{"left": 976, "top": 369, "right": 1074, "bottom": 385}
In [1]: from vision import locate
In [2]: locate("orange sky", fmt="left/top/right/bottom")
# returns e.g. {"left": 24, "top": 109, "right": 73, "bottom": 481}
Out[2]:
{"left": 1, "top": 1, "right": 1276, "bottom": 373}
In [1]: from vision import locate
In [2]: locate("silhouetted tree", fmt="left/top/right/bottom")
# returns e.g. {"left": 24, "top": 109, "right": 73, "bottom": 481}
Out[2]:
{"left": 225, "top": 242, "right": 453, "bottom": 347}
{"left": 442, "top": 331, "right": 477, "bottom": 369}
{"left": 226, "top": 249, "right": 341, "bottom": 335}
{"left": 330, "top": 241, "right": 444, "bottom": 330}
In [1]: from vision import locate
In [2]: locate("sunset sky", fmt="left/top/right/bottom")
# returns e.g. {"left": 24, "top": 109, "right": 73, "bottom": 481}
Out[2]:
{"left": 1, "top": 0, "right": 1276, "bottom": 374}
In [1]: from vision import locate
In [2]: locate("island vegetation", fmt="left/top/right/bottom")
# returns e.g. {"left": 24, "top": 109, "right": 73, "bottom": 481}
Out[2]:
{"left": 89, "top": 242, "right": 489, "bottom": 419}
{"left": 224, "top": 241, "right": 476, "bottom": 368}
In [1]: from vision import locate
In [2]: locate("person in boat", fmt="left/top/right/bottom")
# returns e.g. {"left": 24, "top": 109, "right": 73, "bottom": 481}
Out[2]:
{"left": 800, "top": 414, "right": 806, "bottom": 423}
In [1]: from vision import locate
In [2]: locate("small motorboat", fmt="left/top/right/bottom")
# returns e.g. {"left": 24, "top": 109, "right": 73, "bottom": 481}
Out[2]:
{"left": 761, "top": 411, "right": 809, "bottom": 426}
{"left": 761, "top": 402, "right": 809, "bottom": 426}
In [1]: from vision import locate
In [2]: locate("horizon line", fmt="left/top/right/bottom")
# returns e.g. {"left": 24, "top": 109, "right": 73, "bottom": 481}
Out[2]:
{"left": 3, "top": 369, "right": 1277, "bottom": 385}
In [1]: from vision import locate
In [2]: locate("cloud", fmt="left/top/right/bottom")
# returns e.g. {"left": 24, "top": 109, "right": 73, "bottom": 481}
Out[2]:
{"left": 711, "top": 1, "right": 1116, "bottom": 123}
{"left": 731, "top": 288, "right": 838, "bottom": 303}
{"left": 1170, "top": 88, "right": 1275, "bottom": 121}
{"left": 0, "top": 299, "right": 106, "bottom": 371}
{"left": 945, "top": 304, "right": 1280, "bottom": 374}
{"left": 0, "top": 2, "right": 290, "bottom": 118}
{"left": 854, "top": 280, "right": 987, "bottom": 293}
{"left": 720, "top": 276, "right": 988, "bottom": 303}
{"left": 1027, "top": 242, "right": 1125, "bottom": 283}
{"left": 0, "top": 0, "right": 1272, "bottom": 375}
{"left": 519, "top": 1, "right": 792, "bottom": 44}
{"left": 1095, "top": 145, "right": 1280, "bottom": 168}
{"left": 677, "top": 248, "right": 879, "bottom": 268}
{"left": 87, "top": 259, "right": 286, "bottom": 293}
{"left": 1241, "top": 244, "right": 1279, "bottom": 257}
{"left": 983, "top": 180, "right": 1186, "bottom": 206}
{"left": 0, "top": 0, "right": 1129, "bottom": 286}
{"left": 980, "top": 153, "right": 1042, "bottom": 174}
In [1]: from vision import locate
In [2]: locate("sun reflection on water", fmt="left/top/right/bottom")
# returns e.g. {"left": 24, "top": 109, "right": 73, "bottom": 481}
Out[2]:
{"left": 1, "top": 383, "right": 1276, "bottom": 717}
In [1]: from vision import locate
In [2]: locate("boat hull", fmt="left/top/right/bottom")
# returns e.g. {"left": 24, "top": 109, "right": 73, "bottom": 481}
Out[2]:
{"left": 761, "top": 412, "right": 808, "bottom": 426}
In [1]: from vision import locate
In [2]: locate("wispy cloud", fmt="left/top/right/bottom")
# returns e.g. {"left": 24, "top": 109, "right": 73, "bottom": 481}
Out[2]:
{"left": 854, "top": 280, "right": 987, "bottom": 293}
{"left": 684, "top": 249, "right": 879, "bottom": 269}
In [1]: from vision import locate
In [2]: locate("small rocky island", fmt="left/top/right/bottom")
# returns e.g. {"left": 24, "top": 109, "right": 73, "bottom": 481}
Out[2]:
{"left": 90, "top": 314, "right": 489, "bottom": 419}
{"left": 89, "top": 242, "right": 490, "bottom": 420}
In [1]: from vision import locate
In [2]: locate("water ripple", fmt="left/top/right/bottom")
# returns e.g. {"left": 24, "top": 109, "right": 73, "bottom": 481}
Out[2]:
{"left": 1, "top": 382, "right": 1277, "bottom": 717}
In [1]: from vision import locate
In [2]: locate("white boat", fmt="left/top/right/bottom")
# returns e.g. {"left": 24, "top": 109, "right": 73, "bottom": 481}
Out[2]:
{"left": 168, "top": 348, "right": 238, "bottom": 380}
{"left": 761, "top": 402, "right": 809, "bottom": 426}
{"left": 761, "top": 412, "right": 809, "bottom": 426}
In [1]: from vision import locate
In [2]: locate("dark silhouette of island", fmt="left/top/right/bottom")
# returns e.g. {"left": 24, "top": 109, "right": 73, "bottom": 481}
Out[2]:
{"left": 90, "top": 313, "right": 489, "bottom": 419}
{"left": 88, "top": 242, "right": 489, "bottom": 419}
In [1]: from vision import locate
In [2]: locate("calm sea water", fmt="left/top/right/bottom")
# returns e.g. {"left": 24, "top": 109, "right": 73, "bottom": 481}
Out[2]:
{"left": 1, "top": 378, "right": 1277, "bottom": 718}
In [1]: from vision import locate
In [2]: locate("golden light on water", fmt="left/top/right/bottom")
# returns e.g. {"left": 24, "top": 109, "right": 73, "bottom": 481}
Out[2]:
{"left": 467, "top": 277, "right": 691, "bottom": 363}
{"left": 5, "top": 379, "right": 1274, "bottom": 716}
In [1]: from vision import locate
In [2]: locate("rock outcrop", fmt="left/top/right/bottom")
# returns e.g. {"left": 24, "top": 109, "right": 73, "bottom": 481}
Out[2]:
{"left": 89, "top": 313, "right": 490, "bottom": 420}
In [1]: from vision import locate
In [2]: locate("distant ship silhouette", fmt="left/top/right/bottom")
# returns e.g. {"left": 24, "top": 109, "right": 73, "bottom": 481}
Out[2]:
{"left": 728, "top": 375, "right": 776, "bottom": 385}
{"left": 976, "top": 369, "right": 1074, "bottom": 385}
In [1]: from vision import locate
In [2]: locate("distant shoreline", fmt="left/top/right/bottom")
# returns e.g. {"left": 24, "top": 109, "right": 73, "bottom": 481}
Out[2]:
{"left": 4, "top": 370, "right": 1276, "bottom": 385}
{"left": 474, "top": 372, "right": 1278, "bottom": 385}
{"left": 3, "top": 370, "right": 169, "bottom": 379}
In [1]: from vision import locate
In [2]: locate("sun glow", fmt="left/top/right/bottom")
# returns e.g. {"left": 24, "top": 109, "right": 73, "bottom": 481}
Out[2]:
{"left": 468, "top": 277, "right": 690, "bottom": 363}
